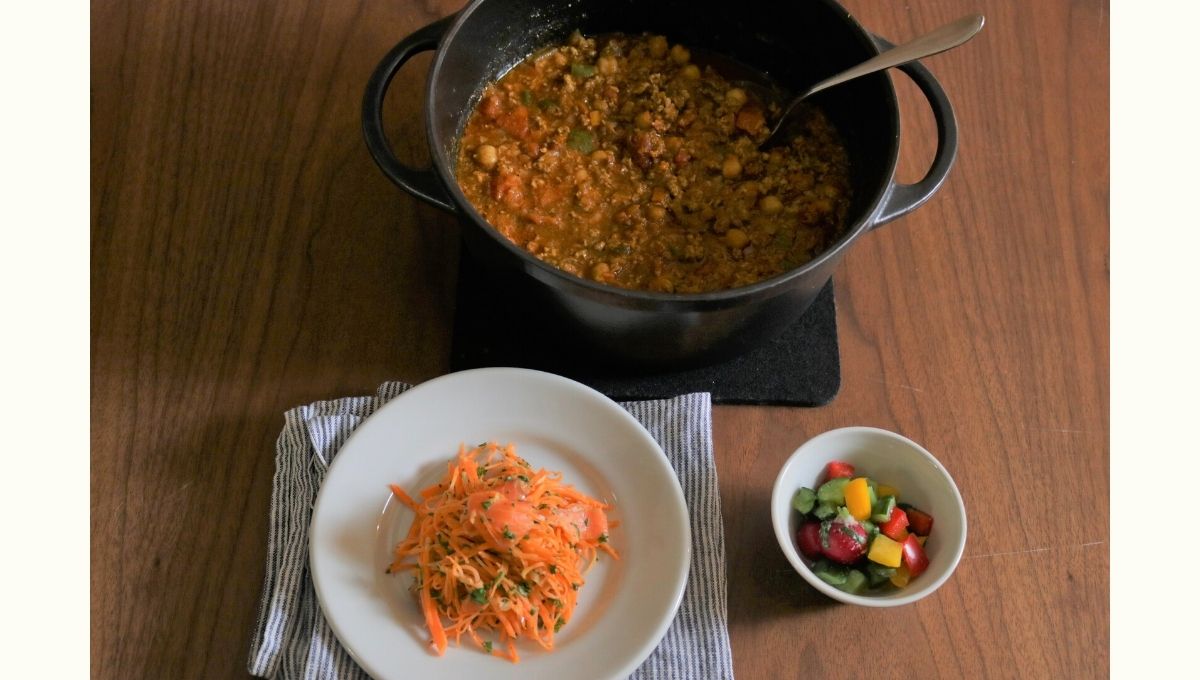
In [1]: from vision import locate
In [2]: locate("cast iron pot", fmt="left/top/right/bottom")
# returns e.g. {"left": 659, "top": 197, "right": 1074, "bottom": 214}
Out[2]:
{"left": 363, "top": 0, "right": 958, "bottom": 367}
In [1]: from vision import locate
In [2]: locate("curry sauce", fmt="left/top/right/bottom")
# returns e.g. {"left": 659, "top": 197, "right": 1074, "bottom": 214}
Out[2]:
{"left": 456, "top": 32, "right": 852, "bottom": 293}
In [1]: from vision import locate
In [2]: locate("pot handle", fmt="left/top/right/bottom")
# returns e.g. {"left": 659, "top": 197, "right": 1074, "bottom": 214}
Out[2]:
{"left": 362, "top": 15, "right": 458, "bottom": 213}
{"left": 869, "top": 36, "right": 959, "bottom": 229}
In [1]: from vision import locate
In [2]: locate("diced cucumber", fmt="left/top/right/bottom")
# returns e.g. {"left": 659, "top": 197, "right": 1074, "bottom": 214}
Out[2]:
{"left": 812, "top": 501, "right": 839, "bottom": 520}
{"left": 817, "top": 477, "right": 851, "bottom": 505}
{"left": 867, "top": 480, "right": 878, "bottom": 507}
{"left": 812, "top": 559, "right": 848, "bottom": 586}
{"left": 791, "top": 487, "right": 817, "bottom": 514}
{"left": 837, "top": 569, "right": 869, "bottom": 594}
{"left": 871, "top": 495, "right": 897, "bottom": 523}
{"left": 860, "top": 519, "right": 877, "bottom": 538}
{"left": 866, "top": 562, "right": 897, "bottom": 587}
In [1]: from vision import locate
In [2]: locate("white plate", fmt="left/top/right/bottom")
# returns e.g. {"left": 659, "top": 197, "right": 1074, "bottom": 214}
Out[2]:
{"left": 309, "top": 368, "right": 690, "bottom": 680}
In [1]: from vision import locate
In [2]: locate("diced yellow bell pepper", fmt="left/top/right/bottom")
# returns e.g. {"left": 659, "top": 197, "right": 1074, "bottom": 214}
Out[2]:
{"left": 868, "top": 534, "right": 903, "bottom": 568}
{"left": 877, "top": 484, "right": 899, "bottom": 499}
{"left": 890, "top": 564, "right": 911, "bottom": 588}
{"left": 844, "top": 477, "right": 872, "bottom": 520}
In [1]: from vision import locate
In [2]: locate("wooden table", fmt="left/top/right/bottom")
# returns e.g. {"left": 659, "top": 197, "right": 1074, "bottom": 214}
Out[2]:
{"left": 92, "top": 0, "right": 1108, "bottom": 676}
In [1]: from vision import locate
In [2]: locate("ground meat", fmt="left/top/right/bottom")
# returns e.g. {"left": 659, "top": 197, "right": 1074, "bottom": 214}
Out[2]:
{"left": 456, "top": 31, "right": 852, "bottom": 294}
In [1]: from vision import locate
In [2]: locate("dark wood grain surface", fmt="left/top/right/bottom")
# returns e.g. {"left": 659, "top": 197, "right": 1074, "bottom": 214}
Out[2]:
{"left": 91, "top": 0, "right": 1109, "bottom": 677}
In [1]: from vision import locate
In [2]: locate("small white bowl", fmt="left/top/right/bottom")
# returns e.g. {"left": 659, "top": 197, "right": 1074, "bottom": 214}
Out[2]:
{"left": 771, "top": 426, "right": 967, "bottom": 606}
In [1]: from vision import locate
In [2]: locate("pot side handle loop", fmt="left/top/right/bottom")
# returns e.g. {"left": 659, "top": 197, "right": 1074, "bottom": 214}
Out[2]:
{"left": 869, "top": 36, "right": 959, "bottom": 229}
{"left": 362, "top": 15, "right": 458, "bottom": 213}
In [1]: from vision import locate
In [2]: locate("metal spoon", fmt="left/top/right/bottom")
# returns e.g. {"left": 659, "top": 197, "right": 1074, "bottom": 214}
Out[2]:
{"left": 760, "top": 13, "right": 985, "bottom": 149}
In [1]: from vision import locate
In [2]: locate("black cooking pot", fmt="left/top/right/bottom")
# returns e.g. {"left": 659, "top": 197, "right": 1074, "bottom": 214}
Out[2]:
{"left": 364, "top": 0, "right": 958, "bottom": 367}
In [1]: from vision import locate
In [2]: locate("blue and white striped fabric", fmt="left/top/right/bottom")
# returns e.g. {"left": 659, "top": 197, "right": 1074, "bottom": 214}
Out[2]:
{"left": 248, "top": 382, "right": 734, "bottom": 680}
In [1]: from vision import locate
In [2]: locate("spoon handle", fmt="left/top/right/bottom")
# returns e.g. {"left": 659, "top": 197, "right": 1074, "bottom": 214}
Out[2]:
{"left": 803, "top": 14, "right": 985, "bottom": 99}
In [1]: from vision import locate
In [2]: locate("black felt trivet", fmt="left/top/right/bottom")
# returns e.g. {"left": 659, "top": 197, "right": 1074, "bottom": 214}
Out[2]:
{"left": 449, "top": 260, "right": 840, "bottom": 406}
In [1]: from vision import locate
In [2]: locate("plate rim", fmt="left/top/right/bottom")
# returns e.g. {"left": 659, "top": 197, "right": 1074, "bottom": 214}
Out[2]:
{"left": 308, "top": 367, "right": 692, "bottom": 680}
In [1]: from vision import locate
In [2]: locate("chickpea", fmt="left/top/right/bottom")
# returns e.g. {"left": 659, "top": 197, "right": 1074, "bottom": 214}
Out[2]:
{"left": 635, "top": 110, "right": 653, "bottom": 129}
{"left": 589, "top": 110, "right": 602, "bottom": 127}
{"left": 670, "top": 44, "right": 691, "bottom": 64}
{"left": 651, "top": 187, "right": 669, "bottom": 204}
{"left": 680, "top": 64, "right": 701, "bottom": 80}
{"left": 725, "top": 228, "right": 749, "bottom": 249}
{"left": 725, "top": 87, "right": 747, "bottom": 108}
{"left": 474, "top": 144, "right": 498, "bottom": 169}
{"left": 590, "top": 262, "right": 611, "bottom": 280}
{"left": 648, "top": 35, "right": 668, "bottom": 58}
{"left": 820, "top": 183, "right": 841, "bottom": 198}
{"left": 722, "top": 155, "right": 743, "bottom": 179}
{"left": 647, "top": 204, "right": 667, "bottom": 221}
{"left": 760, "top": 195, "right": 783, "bottom": 214}
{"left": 597, "top": 55, "right": 618, "bottom": 75}
{"left": 590, "top": 149, "right": 609, "bottom": 162}
{"left": 574, "top": 168, "right": 590, "bottom": 182}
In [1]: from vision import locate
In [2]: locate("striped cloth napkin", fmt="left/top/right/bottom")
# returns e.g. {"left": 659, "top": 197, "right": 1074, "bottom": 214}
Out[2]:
{"left": 248, "top": 382, "right": 735, "bottom": 680}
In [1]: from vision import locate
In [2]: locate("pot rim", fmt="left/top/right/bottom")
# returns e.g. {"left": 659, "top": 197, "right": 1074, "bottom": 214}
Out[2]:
{"left": 426, "top": 0, "right": 901, "bottom": 306}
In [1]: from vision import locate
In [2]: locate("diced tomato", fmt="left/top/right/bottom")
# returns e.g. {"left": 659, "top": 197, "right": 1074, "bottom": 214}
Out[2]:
{"left": 481, "top": 94, "right": 503, "bottom": 120}
{"left": 905, "top": 506, "right": 935, "bottom": 537}
{"left": 498, "top": 105, "right": 530, "bottom": 139}
{"left": 902, "top": 534, "right": 930, "bottom": 578}
{"left": 796, "top": 521, "right": 823, "bottom": 559}
{"left": 821, "top": 517, "right": 868, "bottom": 565}
{"left": 822, "top": 461, "right": 855, "bottom": 483}
{"left": 491, "top": 172, "right": 525, "bottom": 208}
{"left": 879, "top": 507, "right": 910, "bottom": 542}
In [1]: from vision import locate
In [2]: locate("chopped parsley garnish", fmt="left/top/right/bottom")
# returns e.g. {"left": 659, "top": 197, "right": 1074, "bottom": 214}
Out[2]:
{"left": 503, "top": 526, "right": 516, "bottom": 540}
{"left": 482, "top": 498, "right": 494, "bottom": 510}
{"left": 520, "top": 90, "right": 534, "bottom": 106}
{"left": 517, "top": 474, "right": 530, "bottom": 483}
{"left": 554, "top": 618, "right": 565, "bottom": 633}
{"left": 548, "top": 598, "right": 563, "bottom": 608}
{"left": 598, "top": 533, "right": 609, "bottom": 544}
{"left": 549, "top": 564, "right": 557, "bottom": 574}
{"left": 470, "top": 588, "right": 489, "bottom": 604}
{"left": 515, "top": 582, "right": 531, "bottom": 597}
{"left": 482, "top": 641, "right": 493, "bottom": 653}
{"left": 477, "top": 466, "right": 487, "bottom": 478}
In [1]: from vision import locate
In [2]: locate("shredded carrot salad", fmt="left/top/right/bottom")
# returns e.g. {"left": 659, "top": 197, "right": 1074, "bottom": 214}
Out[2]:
{"left": 388, "top": 442, "right": 618, "bottom": 663}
